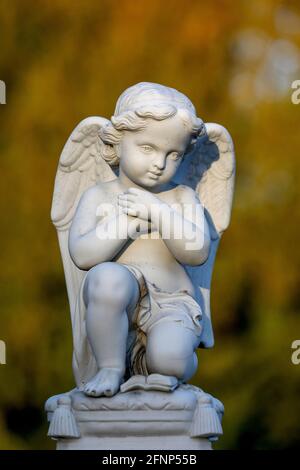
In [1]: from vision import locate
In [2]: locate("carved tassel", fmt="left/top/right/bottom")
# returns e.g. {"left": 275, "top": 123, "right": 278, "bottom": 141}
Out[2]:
{"left": 190, "top": 395, "right": 223, "bottom": 439}
{"left": 48, "top": 395, "right": 80, "bottom": 439}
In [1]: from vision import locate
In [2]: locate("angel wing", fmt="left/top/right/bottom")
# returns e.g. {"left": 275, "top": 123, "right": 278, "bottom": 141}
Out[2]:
{"left": 173, "top": 123, "right": 235, "bottom": 348}
{"left": 51, "top": 117, "right": 118, "bottom": 386}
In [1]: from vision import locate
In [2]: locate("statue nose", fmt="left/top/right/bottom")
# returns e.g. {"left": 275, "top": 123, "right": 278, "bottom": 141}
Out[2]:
{"left": 153, "top": 154, "right": 166, "bottom": 170}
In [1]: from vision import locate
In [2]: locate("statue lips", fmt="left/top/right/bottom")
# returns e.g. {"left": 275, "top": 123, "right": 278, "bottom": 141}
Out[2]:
{"left": 148, "top": 170, "right": 162, "bottom": 179}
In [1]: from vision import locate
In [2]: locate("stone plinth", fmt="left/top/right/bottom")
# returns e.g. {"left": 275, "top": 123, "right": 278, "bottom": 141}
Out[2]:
{"left": 45, "top": 385, "right": 223, "bottom": 450}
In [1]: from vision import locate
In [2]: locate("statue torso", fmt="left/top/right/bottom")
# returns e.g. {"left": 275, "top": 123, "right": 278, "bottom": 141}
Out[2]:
{"left": 98, "top": 179, "right": 195, "bottom": 296}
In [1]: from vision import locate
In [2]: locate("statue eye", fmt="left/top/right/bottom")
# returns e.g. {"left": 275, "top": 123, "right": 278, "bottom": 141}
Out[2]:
{"left": 140, "top": 145, "right": 154, "bottom": 153}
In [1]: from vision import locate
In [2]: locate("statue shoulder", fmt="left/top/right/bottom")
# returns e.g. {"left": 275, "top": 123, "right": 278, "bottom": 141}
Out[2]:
{"left": 79, "top": 184, "right": 102, "bottom": 206}
{"left": 173, "top": 184, "right": 198, "bottom": 204}
{"left": 80, "top": 179, "right": 117, "bottom": 205}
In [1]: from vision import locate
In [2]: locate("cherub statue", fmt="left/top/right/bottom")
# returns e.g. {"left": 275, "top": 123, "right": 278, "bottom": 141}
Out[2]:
{"left": 51, "top": 82, "right": 235, "bottom": 399}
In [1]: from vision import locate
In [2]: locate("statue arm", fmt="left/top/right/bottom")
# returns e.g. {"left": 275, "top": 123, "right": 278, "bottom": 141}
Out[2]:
{"left": 68, "top": 186, "right": 137, "bottom": 270}
{"left": 151, "top": 187, "right": 210, "bottom": 266}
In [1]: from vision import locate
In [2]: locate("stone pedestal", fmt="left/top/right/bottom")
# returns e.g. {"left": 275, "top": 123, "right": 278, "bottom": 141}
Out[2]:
{"left": 45, "top": 385, "right": 223, "bottom": 450}
{"left": 56, "top": 434, "right": 212, "bottom": 451}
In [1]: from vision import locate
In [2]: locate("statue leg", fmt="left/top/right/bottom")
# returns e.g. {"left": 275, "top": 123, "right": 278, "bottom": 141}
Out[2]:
{"left": 145, "top": 322, "right": 199, "bottom": 382}
{"left": 82, "top": 262, "right": 140, "bottom": 397}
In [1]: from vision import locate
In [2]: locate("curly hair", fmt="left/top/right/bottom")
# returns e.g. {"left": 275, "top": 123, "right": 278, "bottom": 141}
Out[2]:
{"left": 99, "top": 82, "right": 204, "bottom": 166}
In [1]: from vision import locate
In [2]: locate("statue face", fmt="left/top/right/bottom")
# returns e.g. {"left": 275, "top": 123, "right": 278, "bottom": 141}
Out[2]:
{"left": 117, "top": 114, "right": 192, "bottom": 189}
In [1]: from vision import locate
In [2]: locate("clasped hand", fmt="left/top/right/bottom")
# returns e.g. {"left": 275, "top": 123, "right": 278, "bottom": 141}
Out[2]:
{"left": 118, "top": 187, "right": 164, "bottom": 221}
{"left": 117, "top": 187, "right": 166, "bottom": 236}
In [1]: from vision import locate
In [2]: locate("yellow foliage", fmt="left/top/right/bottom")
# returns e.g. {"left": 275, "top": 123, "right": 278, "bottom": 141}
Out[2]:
{"left": 0, "top": 0, "right": 300, "bottom": 449}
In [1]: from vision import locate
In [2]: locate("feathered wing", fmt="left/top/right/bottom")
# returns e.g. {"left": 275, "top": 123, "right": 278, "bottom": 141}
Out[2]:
{"left": 51, "top": 117, "right": 118, "bottom": 387}
{"left": 173, "top": 123, "right": 235, "bottom": 348}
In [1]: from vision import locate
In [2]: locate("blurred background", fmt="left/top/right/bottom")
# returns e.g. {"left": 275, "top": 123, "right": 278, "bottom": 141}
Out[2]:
{"left": 0, "top": 0, "right": 300, "bottom": 450}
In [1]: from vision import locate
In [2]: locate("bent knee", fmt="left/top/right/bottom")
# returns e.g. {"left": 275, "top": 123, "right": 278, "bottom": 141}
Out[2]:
{"left": 147, "top": 348, "right": 197, "bottom": 382}
{"left": 146, "top": 329, "right": 198, "bottom": 381}
{"left": 84, "top": 262, "right": 136, "bottom": 308}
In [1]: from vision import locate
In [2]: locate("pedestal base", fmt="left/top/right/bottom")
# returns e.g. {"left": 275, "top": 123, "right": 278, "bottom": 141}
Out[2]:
{"left": 45, "top": 385, "right": 223, "bottom": 450}
{"left": 57, "top": 435, "right": 212, "bottom": 450}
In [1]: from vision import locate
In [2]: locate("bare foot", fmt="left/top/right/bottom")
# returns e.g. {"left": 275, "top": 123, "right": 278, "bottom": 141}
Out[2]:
{"left": 83, "top": 368, "right": 123, "bottom": 397}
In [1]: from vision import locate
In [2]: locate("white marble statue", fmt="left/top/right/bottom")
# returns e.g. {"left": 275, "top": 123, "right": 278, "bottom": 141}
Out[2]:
{"left": 46, "top": 82, "right": 235, "bottom": 449}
